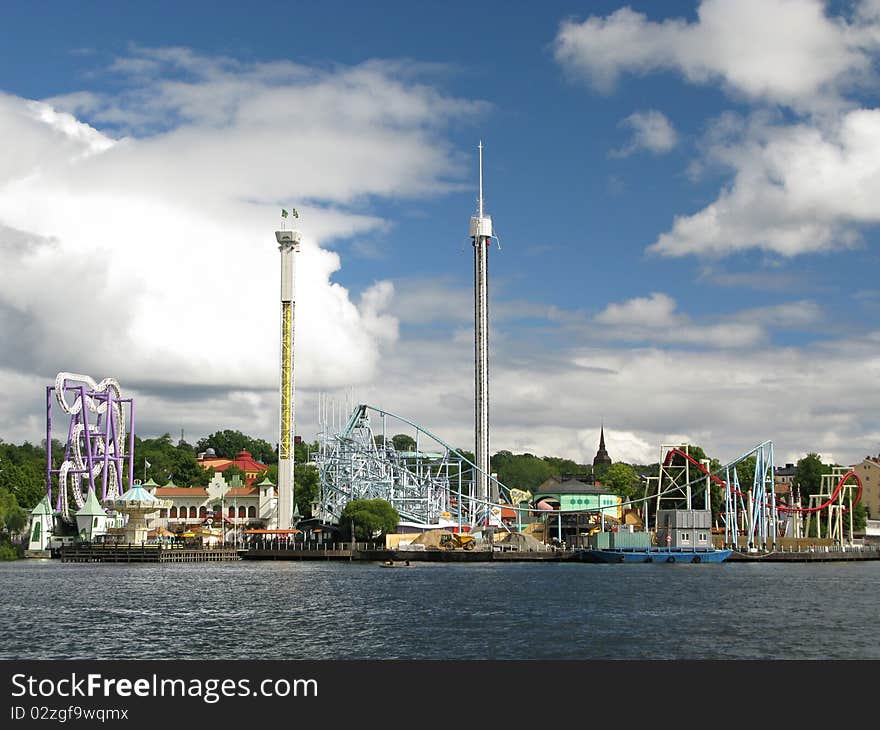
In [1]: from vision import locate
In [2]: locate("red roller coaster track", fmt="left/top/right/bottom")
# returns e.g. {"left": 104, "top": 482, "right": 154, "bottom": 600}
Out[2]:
{"left": 662, "top": 448, "right": 862, "bottom": 514}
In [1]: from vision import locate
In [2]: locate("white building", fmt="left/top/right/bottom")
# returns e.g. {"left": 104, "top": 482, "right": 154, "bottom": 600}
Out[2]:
{"left": 75, "top": 489, "right": 108, "bottom": 542}
{"left": 147, "top": 473, "right": 277, "bottom": 531}
{"left": 27, "top": 496, "right": 54, "bottom": 553}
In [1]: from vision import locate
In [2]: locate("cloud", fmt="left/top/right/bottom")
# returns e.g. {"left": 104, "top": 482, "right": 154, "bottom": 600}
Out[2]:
{"left": 316, "top": 321, "right": 880, "bottom": 468}
{"left": 0, "top": 48, "right": 486, "bottom": 436}
{"left": 594, "top": 292, "right": 765, "bottom": 348}
{"left": 553, "top": 2, "right": 880, "bottom": 259}
{"left": 613, "top": 110, "right": 678, "bottom": 156}
{"left": 649, "top": 109, "right": 880, "bottom": 257}
{"left": 553, "top": 0, "right": 875, "bottom": 111}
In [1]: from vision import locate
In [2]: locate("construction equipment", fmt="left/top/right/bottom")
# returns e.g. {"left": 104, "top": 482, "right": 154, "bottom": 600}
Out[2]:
{"left": 439, "top": 533, "right": 476, "bottom": 550}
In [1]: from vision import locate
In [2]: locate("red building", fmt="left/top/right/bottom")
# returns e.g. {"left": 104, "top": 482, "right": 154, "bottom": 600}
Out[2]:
{"left": 197, "top": 449, "right": 269, "bottom": 487}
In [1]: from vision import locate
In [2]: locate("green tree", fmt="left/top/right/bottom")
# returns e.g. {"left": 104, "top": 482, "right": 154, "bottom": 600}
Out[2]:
{"left": 294, "top": 439, "right": 317, "bottom": 464}
{"left": 294, "top": 465, "right": 319, "bottom": 518}
{"left": 0, "top": 488, "right": 27, "bottom": 560}
{"left": 135, "top": 433, "right": 204, "bottom": 485}
{"left": 0, "top": 439, "right": 54, "bottom": 509}
{"left": 491, "top": 451, "right": 554, "bottom": 490}
{"left": 601, "top": 463, "right": 642, "bottom": 501}
{"left": 221, "top": 465, "right": 248, "bottom": 484}
{"left": 0, "top": 461, "right": 45, "bottom": 509}
{"left": 0, "top": 489, "right": 27, "bottom": 534}
{"left": 341, "top": 499, "right": 400, "bottom": 541}
{"left": 852, "top": 502, "right": 868, "bottom": 533}
{"left": 196, "top": 430, "right": 277, "bottom": 464}
{"left": 794, "top": 453, "right": 829, "bottom": 500}
{"left": 542, "top": 456, "right": 588, "bottom": 479}
{"left": 392, "top": 434, "right": 417, "bottom": 452}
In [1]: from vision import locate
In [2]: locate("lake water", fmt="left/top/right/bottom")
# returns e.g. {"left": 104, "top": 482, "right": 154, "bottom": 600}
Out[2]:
{"left": 1, "top": 560, "right": 879, "bottom": 660}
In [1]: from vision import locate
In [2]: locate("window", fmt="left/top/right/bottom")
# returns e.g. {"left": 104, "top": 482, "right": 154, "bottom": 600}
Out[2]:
{"left": 248, "top": 506, "right": 256, "bottom": 518}
{"left": 160, "top": 509, "right": 167, "bottom": 518}
{"left": 169, "top": 507, "right": 177, "bottom": 518}
{"left": 199, "top": 506, "right": 207, "bottom": 517}
{"left": 93, "top": 517, "right": 99, "bottom": 527}
{"left": 31, "top": 521, "right": 41, "bottom": 543}
{"left": 681, "top": 532, "right": 690, "bottom": 542}
{"left": 189, "top": 506, "right": 197, "bottom": 518}
{"left": 228, "top": 506, "right": 235, "bottom": 518}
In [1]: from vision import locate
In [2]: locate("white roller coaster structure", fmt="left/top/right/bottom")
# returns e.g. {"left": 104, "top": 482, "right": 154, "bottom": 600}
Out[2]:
{"left": 313, "top": 402, "right": 510, "bottom": 530}
{"left": 47, "top": 372, "right": 134, "bottom": 521}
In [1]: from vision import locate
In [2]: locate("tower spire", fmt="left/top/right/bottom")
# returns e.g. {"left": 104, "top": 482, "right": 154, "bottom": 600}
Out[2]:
{"left": 478, "top": 140, "right": 484, "bottom": 218}
{"left": 470, "top": 142, "right": 494, "bottom": 518}
{"left": 593, "top": 423, "right": 612, "bottom": 467}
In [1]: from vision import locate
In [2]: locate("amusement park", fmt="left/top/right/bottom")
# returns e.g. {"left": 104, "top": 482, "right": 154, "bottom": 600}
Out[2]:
{"left": 11, "top": 145, "right": 880, "bottom": 567}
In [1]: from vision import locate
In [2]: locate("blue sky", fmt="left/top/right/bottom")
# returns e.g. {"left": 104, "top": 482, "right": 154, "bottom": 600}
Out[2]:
{"left": 3, "top": 1, "right": 880, "bottom": 467}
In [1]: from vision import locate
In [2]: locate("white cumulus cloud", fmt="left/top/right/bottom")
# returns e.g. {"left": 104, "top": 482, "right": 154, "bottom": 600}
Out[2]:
{"left": 0, "top": 47, "right": 486, "bottom": 444}
{"left": 554, "top": 0, "right": 875, "bottom": 111}
{"left": 613, "top": 110, "right": 678, "bottom": 157}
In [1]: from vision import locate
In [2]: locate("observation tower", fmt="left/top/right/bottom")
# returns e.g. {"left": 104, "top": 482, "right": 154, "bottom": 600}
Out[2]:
{"left": 470, "top": 142, "right": 495, "bottom": 508}
{"left": 275, "top": 219, "right": 301, "bottom": 530}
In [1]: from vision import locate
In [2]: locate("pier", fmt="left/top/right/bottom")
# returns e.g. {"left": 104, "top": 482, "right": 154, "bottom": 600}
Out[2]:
{"left": 243, "top": 542, "right": 574, "bottom": 562}
{"left": 726, "top": 545, "right": 880, "bottom": 562}
{"left": 59, "top": 544, "right": 242, "bottom": 563}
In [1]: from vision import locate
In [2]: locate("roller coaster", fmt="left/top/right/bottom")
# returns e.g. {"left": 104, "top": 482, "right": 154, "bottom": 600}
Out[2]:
{"left": 643, "top": 441, "right": 862, "bottom": 549}
{"left": 313, "top": 402, "right": 512, "bottom": 530}
{"left": 314, "top": 402, "right": 863, "bottom": 548}
{"left": 46, "top": 372, "right": 135, "bottom": 522}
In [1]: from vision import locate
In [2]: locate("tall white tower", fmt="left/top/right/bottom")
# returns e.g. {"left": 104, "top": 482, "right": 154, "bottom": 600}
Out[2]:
{"left": 470, "top": 142, "right": 495, "bottom": 512}
{"left": 275, "top": 226, "right": 301, "bottom": 530}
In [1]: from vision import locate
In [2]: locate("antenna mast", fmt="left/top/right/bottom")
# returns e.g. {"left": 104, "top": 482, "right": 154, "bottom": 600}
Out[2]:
{"left": 469, "top": 142, "right": 495, "bottom": 521}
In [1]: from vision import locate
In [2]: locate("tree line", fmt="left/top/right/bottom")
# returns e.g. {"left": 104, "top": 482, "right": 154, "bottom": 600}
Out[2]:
{"left": 0, "top": 432, "right": 869, "bottom": 559}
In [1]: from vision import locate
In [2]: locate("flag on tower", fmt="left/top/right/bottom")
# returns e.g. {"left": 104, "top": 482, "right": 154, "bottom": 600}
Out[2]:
{"left": 291, "top": 208, "right": 299, "bottom": 218}
{"left": 281, "top": 209, "right": 288, "bottom": 218}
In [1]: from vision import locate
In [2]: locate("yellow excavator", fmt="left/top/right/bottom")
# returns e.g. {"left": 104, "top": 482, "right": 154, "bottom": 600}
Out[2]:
{"left": 439, "top": 533, "right": 476, "bottom": 550}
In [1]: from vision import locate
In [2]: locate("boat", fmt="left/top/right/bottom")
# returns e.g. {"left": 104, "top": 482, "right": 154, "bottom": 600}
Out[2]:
{"left": 577, "top": 509, "right": 732, "bottom": 564}
{"left": 577, "top": 546, "right": 732, "bottom": 563}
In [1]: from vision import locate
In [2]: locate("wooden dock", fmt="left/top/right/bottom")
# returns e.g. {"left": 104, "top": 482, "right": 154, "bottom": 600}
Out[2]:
{"left": 727, "top": 547, "right": 880, "bottom": 562}
{"left": 59, "top": 544, "right": 242, "bottom": 563}
{"left": 243, "top": 546, "right": 573, "bottom": 562}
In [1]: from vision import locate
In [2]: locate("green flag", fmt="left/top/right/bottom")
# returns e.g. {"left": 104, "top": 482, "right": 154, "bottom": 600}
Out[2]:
{"left": 281, "top": 209, "right": 289, "bottom": 218}
{"left": 291, "top": 208, "right": 299, "bottom": 218}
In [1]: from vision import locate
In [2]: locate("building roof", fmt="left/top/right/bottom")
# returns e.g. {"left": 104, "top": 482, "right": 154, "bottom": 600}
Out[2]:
{"left": 593, "top": 425, "right": 612, "bottom": 467}
{"left": 535, "top": 479, "right": 616, "bottom": 496}
{"left": 154, "top": 487, "right": 209, "bottom": 497}
{"left": 31, "top": 495, "right": 53, "bottom": 516}
{"left": 225, "top": 487, "right": 259, "bottom": 497}
{"left": 75, "top": 489, "right": 106, "bottom": 517}
{"left": 199, "top": 457, "right": 231, "bottom": 468}
{"left": 115, "top": 485, "right": 160, "bottom": 503}
{"left": 256, "top": 476, "right": 276, "bottom": 487}
{"left": 204, "top": 450, "right": 268, "bottom": 474}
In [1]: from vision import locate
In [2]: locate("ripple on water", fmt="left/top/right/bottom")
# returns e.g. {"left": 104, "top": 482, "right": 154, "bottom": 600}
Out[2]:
{"left": 1, "top": 560, "right": 879, "bottom": 659}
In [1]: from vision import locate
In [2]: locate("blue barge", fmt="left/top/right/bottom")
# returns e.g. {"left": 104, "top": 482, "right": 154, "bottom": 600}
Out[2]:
{"left": 577, "top": 546, "right": 732, "bottom": 563}
{"left": 577, "top": 508, "right": 732, "bottom": 563}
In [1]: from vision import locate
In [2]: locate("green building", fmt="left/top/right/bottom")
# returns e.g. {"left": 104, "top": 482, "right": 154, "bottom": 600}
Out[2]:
{"left": 533, "top": 477, "right": 621, "bottom": 518}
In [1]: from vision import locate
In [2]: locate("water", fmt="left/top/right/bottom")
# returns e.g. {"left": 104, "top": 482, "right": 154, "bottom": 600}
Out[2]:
{"left": 1, "top": 560, "right": 879, "bottom": 660}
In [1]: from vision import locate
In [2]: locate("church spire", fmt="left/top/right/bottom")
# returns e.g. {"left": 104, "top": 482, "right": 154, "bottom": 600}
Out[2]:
{"left": 593, "top": 423, "right": 612, "bottom": 467}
